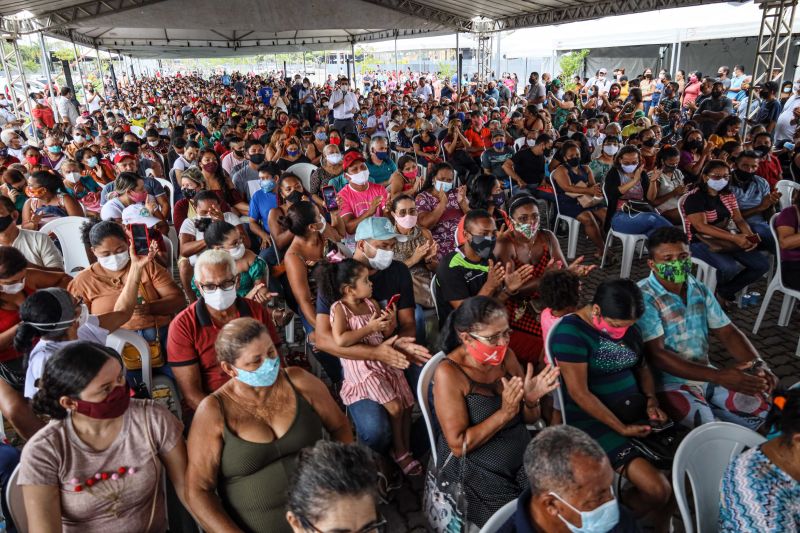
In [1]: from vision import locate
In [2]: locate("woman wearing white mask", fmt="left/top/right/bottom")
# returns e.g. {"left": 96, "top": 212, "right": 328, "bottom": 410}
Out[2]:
{"left": 15, "top": 286, "right": 137, "bottom": 398}
{"left": 589, "top": 134, "right": 620, "bottom": 184}
{"left": 0, "top": 246, "right": 70, "bottom": 388}
{"left": 416, "top": 162, "right": 469, "bottom": 261}
{"left": 60, "top": 159, "right": 102, "bottom": 216}
{"left": 309, "top": 144, "right": 344, "bottom": 196}
{"left": 389, "top": 194, "right": 438, "bottom": 344}
{"left": 192, "top": 220, "right": 271, "bottom": 304}
{"left": 185, "top": 317, "right": 351, "bottom": 533}
{"left": 69, "top": 220, "right": 183, "bottom": 385}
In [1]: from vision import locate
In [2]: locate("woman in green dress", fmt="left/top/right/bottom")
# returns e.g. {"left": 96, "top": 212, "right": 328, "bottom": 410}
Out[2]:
{"left": 550, "top": 279, "right": 672, "bottom": 533}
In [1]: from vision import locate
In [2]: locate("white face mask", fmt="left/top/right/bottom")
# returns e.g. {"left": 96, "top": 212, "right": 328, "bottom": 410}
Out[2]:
{"left": 366, "top": 242, "right": 394, "bottom": 270}
{"left": 148, "top": 140, "right": 159, "bottom": 147}
{"left": 65, "top": 172, "right": 82, "bottom": 184}
{"left": 603, "top": 145, "right": 619, "bottom": 156}
{"left": 97, "top": 251, "right": 130, "bottom": 271}
{"left": 435, "top": 180, "right": 453, "bottom": 193}
{"left": 227, "top": 244, "right": 246, "bottom": 260}
{"left": 587, "top": 128, "right": 597, "bottom": 136}
{"left": 203, "top": 285, "right": 237, "bottom": 311}
{"left": 707, "top": 178, "right": 729, "bottom": 191}
{"left": 317, "top": 215, "right": 327, "bottom": 234}
{"left": 348, "top": 169, "right": 370, "bottom": 186}
{"left": 326, "top": 153, "right": 343, "bottom": 165}
{"left": 0, "top": 277, "right": 25, "bottom": 294}
{"left": 621, "top": 163, "right": 638, "bottom": 174}
{"left": 526, "top": 138, "right": 536, "bottom": 147}
{"left": 76, "top": 303, "right": 89, "bottom": 329}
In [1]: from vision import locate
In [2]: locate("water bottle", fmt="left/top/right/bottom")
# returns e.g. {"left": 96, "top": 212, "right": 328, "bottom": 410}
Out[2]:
{"left": 748, "top": 291, "right": 762, "bottom": 308}
{"left": 0, "top": 516, "right": 7, "bottom": 532}
{"left": 740, "top": 293, "right": 752, "bottom": 308}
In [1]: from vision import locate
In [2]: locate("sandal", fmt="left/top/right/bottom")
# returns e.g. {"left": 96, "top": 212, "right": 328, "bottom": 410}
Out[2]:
{"left": 392, "top": 451, "right": 424, "bottom": 477}
{"left": 271, "top": 307, "right": 294, "bottom": 327}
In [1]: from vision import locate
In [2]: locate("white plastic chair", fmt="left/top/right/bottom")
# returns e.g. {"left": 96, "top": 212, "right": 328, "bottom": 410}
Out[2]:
{"left": 600, "top": 185, "right": 648, "bottom": 279}
{"left": 6, "top": 464, "right": 26, "bottom": 532}
{"left": 549, "top": 175, "right": 581, "bottom": 260}
{"left": 155, "top": 177, "right": 175, "bottom": 212}
{"left": 543, "top": 316, "right": 567, "bottom": 424}
{"left": 106, "top": 330, "right": 153, "bottom": 393}
{"left": 776, "top": 179, "right": 800, "bottom": 210}
{"left": 416, "top": 163, "right": 427, "bottom": 180}
{"left": 162, "top": 235, "right": 175, "bottom": 274}
{"left": 479, "top": 498, "right": 517, "bottom": 533}
{"left": 417, "top": 351, "right": 446, "bottom": 467}
{"left": 753, "top": 213, "right": 800, "bottom": 333}
{"left": 430, "top": 274, "right": 440, "bottom": 324}
{"left": 286, "top": 162, "right": 318, "bottom": 192}
{"left": 39, "top": 216, "right": 91, "bottom": 277}
{"left": 672, "top": 421, "right": 766, "bottom": 533}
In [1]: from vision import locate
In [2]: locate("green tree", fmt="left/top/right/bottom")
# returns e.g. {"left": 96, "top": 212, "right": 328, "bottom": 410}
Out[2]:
{"left": 558, "top": 49, "right": 590, "bottom": 90}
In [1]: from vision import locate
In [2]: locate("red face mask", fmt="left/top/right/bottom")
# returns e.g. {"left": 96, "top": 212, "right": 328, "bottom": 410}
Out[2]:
{"left": 465, "top": 337, "right": 508, "bottom": 366}
{"left": 330, "top": 137, "right": 341, "bottom": 146}
{"left": 26, "top": 156, "right": 40, "bottom": 166}
{"left": 592, "top": 314, "right": 629, "bottom": 340}
{"left": 74, "top": 383, "right": 131, "bottom": 419}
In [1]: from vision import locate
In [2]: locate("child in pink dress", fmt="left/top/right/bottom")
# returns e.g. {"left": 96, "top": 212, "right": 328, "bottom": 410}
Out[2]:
{"left": 319, "top": 258, "right": 421, "bottom": 476}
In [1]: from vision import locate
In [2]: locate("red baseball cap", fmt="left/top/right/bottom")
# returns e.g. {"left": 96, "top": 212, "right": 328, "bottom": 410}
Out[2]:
{"left": 113, "top": 151, "right": 136, "bottom": 165}
{"left": 341, "top": 149, "right": 365, "bottom": 171}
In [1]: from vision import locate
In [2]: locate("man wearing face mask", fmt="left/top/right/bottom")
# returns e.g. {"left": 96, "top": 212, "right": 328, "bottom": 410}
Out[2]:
{"left": 695, "top": 81, "right": 734, "bottom": 138}
{"left": 167, "top": 249, "right": 281, "bottom": 413}
{"left": 338, "top": 150, "right": 389, "bottom": 235}
{"left": 247, "top": 162, "right": 281, "bottom": 260}
{"left": 637, "top": 227, "right": 776, "bottom": 431}
{"left": 0, "top": 196, "right": 63, "bottom": 270}
{"left": 435, "top": 209, "right": 535, "bottom": 323}
{"left": 774, "top": 78, "right": 800, "bottom": 142}
{"left": 327, "top": 78, "right": 359, "bottom": 135}
{"left": 481, "top": 131, "right": 515, "bottom": 190}
{"left": 499, "top": 425, "right": 639, "bottom": 533}
{"left": 752, "top": 131, "right": 782, "bottom": 188}
{"left": 504, "top": 133, "right": 555, "bottom": 196}
{"left": 750, "top": 81, "right": 780, "bottom": 134}
{"left": 221, "top": 135, "right": 246, "bottom": 177}
{"left": 232, "top": 139, "right": 266, "bottom": 201}
{"left": 364, "top": 137, "right": 397, "bottom": 186}
{"left": 729, "top": 150, "right": 780, "bottom": 250}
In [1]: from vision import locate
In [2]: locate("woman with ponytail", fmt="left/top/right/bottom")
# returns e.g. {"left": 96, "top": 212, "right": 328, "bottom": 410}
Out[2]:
{"left": 720, "top": 388, "right": 800, "bottom": 530}
{"left": 16, "top": 286, "right": 137, "bottom": 399}
{"left": 432, "top": 295, "right": 560, "bottom": 528}
{"left": 18, "top": 341, "right": 187, "bottom": 532}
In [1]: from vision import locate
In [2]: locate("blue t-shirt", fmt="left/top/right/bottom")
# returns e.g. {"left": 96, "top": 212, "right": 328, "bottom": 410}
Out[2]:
{"left": 248, "top": 189, "right": 278, "bottom": 232}
{"left": 366, "top": 159, "right": 397, "bottom": 185}
{"left": 258, "top": 87, "right": 273, "bottom": 105}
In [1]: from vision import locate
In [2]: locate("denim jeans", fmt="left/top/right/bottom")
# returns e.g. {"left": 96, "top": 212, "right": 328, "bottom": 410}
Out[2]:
{"left": 611, "top": 211, "right": 673, "bottom": 237}
{"left": 299, "top": 314, "right": 343, "bottom": 384}
{"left": 745, "top": 219, "right": 777, "bottom": 254}
{"left": 348, "top": 399, "right": 392, "bottom": 454}
{"left": 690, "top": 242, "right": 771, "bottom": 300}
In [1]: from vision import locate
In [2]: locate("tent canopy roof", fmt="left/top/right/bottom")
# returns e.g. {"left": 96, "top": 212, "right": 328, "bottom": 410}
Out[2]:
{"left": 0, "top": 0, "right": 733, "bottom": 58}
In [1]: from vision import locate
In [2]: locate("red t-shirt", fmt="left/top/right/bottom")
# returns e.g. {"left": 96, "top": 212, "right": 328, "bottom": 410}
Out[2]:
{"left": 31, "top": 107, "right": 55, "bottom": 129}
{"left": 166, "top": 297, "right": 280, "bottom": 398}
{"left": 757, "top": 154, "right": 782, "bottom": 189}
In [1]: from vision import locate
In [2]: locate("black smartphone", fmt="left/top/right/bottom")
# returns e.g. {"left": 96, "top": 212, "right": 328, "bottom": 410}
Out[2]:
{"left": 321, "top": 185, "right": 338, "bottom": 212}
{"left": 130, "top": 223, "right": 150, "bottom": 256}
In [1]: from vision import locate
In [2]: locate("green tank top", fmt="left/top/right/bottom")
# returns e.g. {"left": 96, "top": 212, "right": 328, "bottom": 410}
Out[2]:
{"left": 214, "top": 372, "right": 324, "bottom": 533}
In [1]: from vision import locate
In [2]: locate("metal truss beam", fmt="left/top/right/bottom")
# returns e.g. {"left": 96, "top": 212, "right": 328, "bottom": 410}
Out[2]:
{"left": 0, "top": 0, "right": 169, "bottom": 35}
{"left": 357, "top": 0, "right": 473, "bottom": 31}
{"left": 0, "top": 36, "right": 36, "bottom": 141}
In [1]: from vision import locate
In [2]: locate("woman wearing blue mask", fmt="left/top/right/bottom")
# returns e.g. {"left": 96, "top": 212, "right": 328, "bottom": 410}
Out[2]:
{"left": 185, "top": 317, "right": 352, "bottom": 533}
{"left": 275, "top": 136, "right": 311, "bottom": 172}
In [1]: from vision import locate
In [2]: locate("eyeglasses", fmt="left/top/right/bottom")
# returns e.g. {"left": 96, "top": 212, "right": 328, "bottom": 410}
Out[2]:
{"left": 469, "top": 329, "right": 512, "bottom": 345}
{"left": 394, "top": 208, "right": 418, "bottom": 217}
{"left": 305, "top": 517, "right": 388, "bottom": 533}
{"left": 198, "top": 278, "right": 236, "bottom": 292}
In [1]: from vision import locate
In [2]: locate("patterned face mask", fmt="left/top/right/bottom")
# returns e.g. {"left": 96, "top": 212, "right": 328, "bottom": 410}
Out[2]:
{"left": 653, "top": 257, "right": 692, "bottom": 284}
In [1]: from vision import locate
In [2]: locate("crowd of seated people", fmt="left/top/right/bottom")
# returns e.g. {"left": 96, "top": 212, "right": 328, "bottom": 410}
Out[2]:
{"left": 0, "top": 63, "right": 792, "bottom": 533}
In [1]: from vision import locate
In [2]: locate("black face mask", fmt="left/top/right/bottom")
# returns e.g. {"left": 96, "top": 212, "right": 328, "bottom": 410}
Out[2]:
{"left": 753, "top": 146, "right": 769, "bottom": 157}
{"left": 566, "top": 157, "right": 581, "bottom": 167}
{"left": 735, "top": 168, "right": 755, "bottom": 182}
{"left": 0, "top": 215, "right": 13, "bottom": 232}
{"left": 233, "top": 149, "right": 245, "bottom": 157}
{"left": 493, "top": 193, "right": 505, "bottom": 207}
{"left": 663, "top": 164, "right": 677, "bottom": 172}
{"left": 181, "top": 188, "right": 197, "bottom": 200}
{"left": 469, "top": 235, "right": 496, "bottom": 259}
{"left": 286, "top": 191, "right": 304, "bottom": 204}
{"left": 643, "top": 138, "right": 657, "bottom": 147}
{"left": 686, "top": 140, "right": 704, "bottom": 151}
{"left": 712, "top": 91, "right": 723, "bottom": 99}
{"left": 249, "top": 153, "right": 265, "bottom": 165}
{"left": 545, "top": 148, "right": 555, "bottom": 158}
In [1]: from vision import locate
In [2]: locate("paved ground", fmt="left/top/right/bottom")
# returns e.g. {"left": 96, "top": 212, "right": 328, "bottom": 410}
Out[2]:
{"left": 377, "top": 229, "right": 800, "bottom": 532}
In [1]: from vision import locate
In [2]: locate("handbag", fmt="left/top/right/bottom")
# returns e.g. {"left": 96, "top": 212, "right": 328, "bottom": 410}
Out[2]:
{"left": 565, "top": 182, "right": 602, "bottom": 208}
{"left": 121, "top": 282, "right": 166, "bottom": 370}
{"left": 423, "top": 441, "right": 471, "bottom": 533}
{"left": 621, "top": 199, "right": 654, "bottom": 214}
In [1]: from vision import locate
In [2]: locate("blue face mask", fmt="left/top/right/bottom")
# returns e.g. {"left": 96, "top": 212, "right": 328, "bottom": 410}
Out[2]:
{"left": 87, "top": 156, "right": 99, "bottom": 168}
{"left": 260, "top": 179, "right": 275, "bottom": 193}
{"left": 287, "top": 149, "right": 300, "bottom": 157}
{"left": 234, "top": 356, "right": 281, "bottom": 388}
{"left": 374, "top": 151, "right": 390, "bottom": 161}
{"left": 315, "top": 132, "right": 327, "bottom": 141}
{"left": 493, "top": 141, "right": 505, "bottom": 149}
{"left": 550, "top": 491, "right": 620, "bottom": 533}
{"left": 47, "top": 145, "right": 62, "bottom": 154}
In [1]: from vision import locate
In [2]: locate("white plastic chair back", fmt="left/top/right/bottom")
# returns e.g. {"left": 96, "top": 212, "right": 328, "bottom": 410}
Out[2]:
{"left": 106, "top": 330, "right": 153, "bottom": 393}
{"left": 544, "top": 316, "right": 567, "bottom": 424}
{"left": 600, "top": 183, "right": 647, "bottom": 279}
{"left": 753, "top": 213, "right": 800, "bottom": 333}
{"left": 271, "top": 234, "right": 282, "bottom": 264}
{"left": 672, "top": 421, "right": 766, "bottom": 533}
{"left": 155, "top": 177, "right": 175, "bottom": 212}
{"left": 286, "top": 162, "right": 317, "bottom": 192}
{"left": 776, "top": 179, "right": 800, "bottom": 210}
{"left": 513, "top": 136, "right": 526, "bottom": 152}
{"left": 6, "top": 464, "right": 26, "bottom": 532}
{"left": 548, "top": 174, "right": 581, "bottom": 260}
{"left": 430, "top": 274, "right": 440, "bottom": 323}
{"left": 417, "top": 351, "right": 446, "bottom": 467}
{"left": 479, "top": 498, "right": 517, "bottom": 533}
{"left": 39, "top": 216, "right": 90, "bottom": 277}
{"left": 162, "top": 236, "right": 175, "bottom": 274}
{"left": 416, "top": 163, "right": 427, "bottom": 180}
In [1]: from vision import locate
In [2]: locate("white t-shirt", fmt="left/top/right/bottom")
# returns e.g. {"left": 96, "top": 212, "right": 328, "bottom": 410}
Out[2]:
{"left": 179, "top": 212, "right": 241, "bottom": 265}
{"left": 366, "top": 114, "right": 389, "bottom": 137}
{"left": 12, "top": 229, "right": 64, "bottom": 269}
{"left": 775, "top": 93, "right": 800, "bottom": 142}
{"left": 25, "top": 315, "right": 109, "bottom": 398}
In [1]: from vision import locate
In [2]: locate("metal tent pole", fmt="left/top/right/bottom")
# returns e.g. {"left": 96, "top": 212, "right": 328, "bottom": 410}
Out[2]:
{"left": 71, "top": 37, "right": 89, "bottom": 107}
{"left": 394, "top": 33, "right": 399, "bottom": 80}
{"left": 455, "top": 32, "right": 460, "bottom": 93}
{"left": 1, "top": 31, "right": 37, "bottom": 140}
{"left": 350, "top": 41, "right": 356, "bottom": 89}
{"left": 94, "top": 45, "right": 106, "bottom": 95}
{"left": 38, "top": 32, "right": 60, "bottom": 123}
{"left": 108, "top": 50, "right": 119, "bottom": 97}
